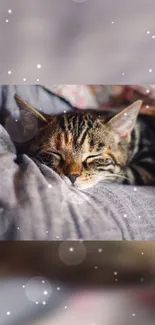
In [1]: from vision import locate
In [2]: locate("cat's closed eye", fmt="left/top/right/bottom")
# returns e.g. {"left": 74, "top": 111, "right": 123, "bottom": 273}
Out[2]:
{"left": 85, "top": 155, "right": 113, "bottom": 165}
{"left": 103, "top": 158, "right": 114, "bottom": 166}
{"left": 50, "top": 151, "right": 63, "bottom": 160}
{"left": 86, "top": 156, "right": 114, "bottom": 167}
{"left": 93, "top": 158, "right": 113, "bottom": 166}
{"left": 85, "top": 154, "right": 102, "bottom": 163}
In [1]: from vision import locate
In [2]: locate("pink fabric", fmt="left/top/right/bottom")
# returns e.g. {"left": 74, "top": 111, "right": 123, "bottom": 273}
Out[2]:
{"left": 51, "top": 85, "right": 155, "bottom": 116}
{"left": 52, "top": 85, "right": 95, "bottom": 109}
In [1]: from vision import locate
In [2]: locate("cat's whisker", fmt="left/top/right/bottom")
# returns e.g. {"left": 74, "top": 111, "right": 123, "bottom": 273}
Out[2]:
{"left": 105, "top": 174, "right": 131, "bottom": 181}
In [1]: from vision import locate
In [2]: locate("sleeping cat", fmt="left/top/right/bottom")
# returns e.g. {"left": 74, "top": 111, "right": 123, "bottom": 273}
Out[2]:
{"left": 13, "top": 95, "right": 155, "bottom": 189}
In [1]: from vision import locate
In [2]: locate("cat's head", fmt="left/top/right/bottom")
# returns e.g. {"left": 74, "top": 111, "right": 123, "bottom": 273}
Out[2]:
{"left": 14, "top": 95, "right": 142, "bottom": 189}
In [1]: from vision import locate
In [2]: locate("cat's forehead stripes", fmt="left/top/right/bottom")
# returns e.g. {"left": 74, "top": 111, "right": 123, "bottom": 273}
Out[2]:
{"left": 58, "top": 112, "right": 95, "bottom": 131}
{"left": 49, "top": 112, "right": 125, "bottom": 161}
{"left": 55, "top": 112, "right": 101, "bottom": 150}
{"left": 55, "top": 132, "right": 73, "bottom": 150}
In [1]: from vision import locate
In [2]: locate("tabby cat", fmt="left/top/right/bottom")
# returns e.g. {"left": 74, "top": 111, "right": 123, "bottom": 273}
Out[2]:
{"left": 14, "top": 95, "right": 155, "bottom": 189}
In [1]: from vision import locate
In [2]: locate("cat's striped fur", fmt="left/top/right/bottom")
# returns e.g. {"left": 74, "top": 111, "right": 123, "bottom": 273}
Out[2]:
{"left": 14, "top": 95, "right": 155, "bottom": 189}
{"left": 123, "top": 115, "right": 155, "bottom": 185}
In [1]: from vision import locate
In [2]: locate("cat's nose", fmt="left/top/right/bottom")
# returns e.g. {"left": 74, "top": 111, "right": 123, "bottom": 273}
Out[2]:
{"left": 66, "top": 174, "right": 79, "bottom": 184}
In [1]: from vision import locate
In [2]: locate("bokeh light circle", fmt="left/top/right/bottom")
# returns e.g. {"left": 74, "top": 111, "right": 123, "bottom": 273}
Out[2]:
{"left": 25, "top": 277, "right": 52, "bottom": 303}
{"left": 4, "top": 111, "right": 39, "bottom": 143}
{"left": 59, "top": 241, "right": 87, "bottom": 266}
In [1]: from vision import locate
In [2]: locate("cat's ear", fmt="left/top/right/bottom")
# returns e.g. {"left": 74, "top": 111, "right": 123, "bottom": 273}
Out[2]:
{"left": 107, "top": 100, "right": 142, "bottom": 139}
{"left": 14, "top": 94, "right": 51, "bottom": 134}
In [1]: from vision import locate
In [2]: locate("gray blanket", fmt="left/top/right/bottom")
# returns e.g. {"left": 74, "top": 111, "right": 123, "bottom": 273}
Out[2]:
{"left": 1, "top": 124, "right": 155, "bottom": 240}
{"left": 0, "top": 86, "right": 155, "bottom": 240}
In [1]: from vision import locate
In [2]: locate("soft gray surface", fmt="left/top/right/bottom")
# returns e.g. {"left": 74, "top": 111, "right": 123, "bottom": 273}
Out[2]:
{"left": 0, "top": 277, "right": 71, "bottom": 325}
{"left": 1, "top": 279, "right": 155, "bottom": 325}
{"left": 0, "top": 123, "right": 155, "bottom": 240}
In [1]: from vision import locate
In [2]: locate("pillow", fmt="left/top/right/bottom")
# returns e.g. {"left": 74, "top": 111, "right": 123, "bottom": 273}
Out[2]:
{"left": 0, "top": 85, "right": 75, "bottom": 125}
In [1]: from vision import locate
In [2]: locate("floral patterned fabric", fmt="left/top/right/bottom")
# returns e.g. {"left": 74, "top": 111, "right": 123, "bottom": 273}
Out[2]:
{"left": 51, "top": 85, "right": 97, "bottom": 109}
{"left": 90, "top": 85, "right": 155, "bottom": 115}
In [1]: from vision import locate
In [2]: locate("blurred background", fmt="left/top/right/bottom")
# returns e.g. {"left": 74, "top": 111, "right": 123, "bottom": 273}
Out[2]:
{"left": 0, "top": 0, "right": 155, "bottom": 84}
{"left": 51, "top": 84, "right": 155, "bottom": 114}
{"left": 0, "top": 241, "right": 155, "bottom": 325}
